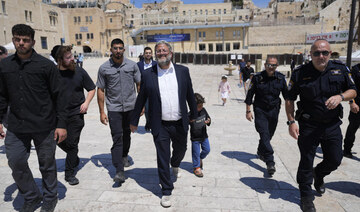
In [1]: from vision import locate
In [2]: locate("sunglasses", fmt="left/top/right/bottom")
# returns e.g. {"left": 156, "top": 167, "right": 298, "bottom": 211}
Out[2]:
{"left": 312, "top": 51, "right": 330, "bottom": 57}
{"left": 265, "top": 64, "right": 278, "bottom": 68}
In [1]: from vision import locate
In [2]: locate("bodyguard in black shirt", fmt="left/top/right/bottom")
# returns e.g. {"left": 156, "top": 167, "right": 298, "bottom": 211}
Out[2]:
{"left": 245, "top": 56, "right": 288, "bottom": 176}
{"left": 0, "top": 24, "right": 67, "bottom": 212}
{"left": 55, "top": 46, "right": 96, "bottom": 186}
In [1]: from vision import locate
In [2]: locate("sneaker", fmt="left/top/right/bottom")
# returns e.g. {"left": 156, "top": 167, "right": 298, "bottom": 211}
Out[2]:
{"left": 113, "top": 171, "right": 126, "bottom": 183}
{"left": 172, "top": 167, "right": 181, "bottom": 179}
{"left": 193, "top": 167, "right": 203, "bottom": 177}
{"left": 160, "top": 195, "right": 171, "bottom": 208}
{"left": 300, "top": 197, "right": 316, "bottom": 212}
{"left": 20, "top": 196, "right": 42, "bottom": 212}
{"left": 40, "top": 198, "right": 58, "bottom": 212}
{"left": 313, "top": 168, "right": 325, "bottom": 194}
{"left": 123, "top": 156, "right": 131, "bottom": 167}
{"left": 65, "top": 176, "right": 79, "bottom": 185}
{"left": 266, "top": 164, "right": 276, "bottom": 176}
{"left": 343, "top": 150, "right": 353, "bottom": 158}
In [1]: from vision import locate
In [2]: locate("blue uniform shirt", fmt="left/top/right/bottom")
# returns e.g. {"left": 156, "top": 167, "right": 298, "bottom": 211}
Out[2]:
{"left": 287, "top": 60, "right": 356, "bottom": 120}
{"left": 245, "top": 70, "right": 288, "bottom": 109}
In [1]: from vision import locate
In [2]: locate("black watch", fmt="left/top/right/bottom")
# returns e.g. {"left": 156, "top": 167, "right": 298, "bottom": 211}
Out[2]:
{"left": 287, "top": 120, "right": 295, "bottom": 126}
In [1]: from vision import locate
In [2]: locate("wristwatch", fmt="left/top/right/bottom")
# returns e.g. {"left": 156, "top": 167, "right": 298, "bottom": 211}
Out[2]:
{"left": 287, "top": 120, "right": 295, "bottom": 126}
{"left": 349, "top": 99, "right": 354, "bottom": 104}
{"left": 340, "top": 94, "right": 345, "bottom": 101}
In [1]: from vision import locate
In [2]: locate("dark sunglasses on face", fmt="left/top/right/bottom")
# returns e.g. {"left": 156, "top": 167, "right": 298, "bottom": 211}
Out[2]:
{"left": 265, "top": 64, "right": 278, "bottom": 68}
{"left": 312, "top": 51, "right": 330, "bottom": 57}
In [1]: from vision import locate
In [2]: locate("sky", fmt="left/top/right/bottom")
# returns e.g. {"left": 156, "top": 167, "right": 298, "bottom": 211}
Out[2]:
{"left": 132, "top": 0, "right": 270, "bottom": 9}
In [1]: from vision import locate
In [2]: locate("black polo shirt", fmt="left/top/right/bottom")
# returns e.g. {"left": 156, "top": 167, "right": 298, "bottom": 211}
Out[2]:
{"left": 59, "top": 66, "right": 95, "bottom": 117}
{"left": 241, "top": 66, "right": 254, "bottom": 81}
{"left": 0, "top": 50, "right": 67, "bottom": 133}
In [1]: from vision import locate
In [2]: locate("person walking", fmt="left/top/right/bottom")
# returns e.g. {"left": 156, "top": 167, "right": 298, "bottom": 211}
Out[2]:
{"left": 245, "top": 56, "right": 288, "bottom": 176}
{"left": 55, "top": 45, "right": 96, "bottom": 185}
{"left": 343, "top": 63, "right": 360, "bottom": 158}
{"left": 190, "top": 93, "right": 211, "bottom": 178}
{"left": 285, "top": 39, "right": 356, "bottom": 212}
{"left": 0, "top": 24, "right": 68, "bottom": 212}
{"left": 96, "top": 38, "right": 141, "bottom": 184}
{"left": 130, "top": 40, "right": 197, "bottom": 208}
{"left": 137, "top": 47, "right": 157, "bottom": 131}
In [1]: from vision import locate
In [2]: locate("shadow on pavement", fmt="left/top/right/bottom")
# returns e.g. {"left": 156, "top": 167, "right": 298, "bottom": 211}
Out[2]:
{"left": 326, "top": 181, "right": 360, "bottom": 197}
{"left": 56, "top": 157, "right": 90, "bottom": 174}
{"left": 134, "top": 126, "right": 151, "bottom": 135}
{"left": 240, "top": 177, "right": 300, "bottom": 205}
{"left": 91, "top": 153, "right": 115, "bottom": 178}
{"left": 4, "top": 178, "right": 67, "bottom": 211}
{"left": 126, "top": 168, "right": 162, "bottom": 198}
{"left": 179, "top": 161, "right": 194, "bottom": 174}
{"left": 221, "top": 151, "right": 271, "bottom": 178}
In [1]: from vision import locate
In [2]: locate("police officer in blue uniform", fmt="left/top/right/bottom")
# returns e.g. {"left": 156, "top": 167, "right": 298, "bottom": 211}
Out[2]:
{"left": 245, "top": 56, "right": 288, "bottom": 176}
{"left": 343, "top": 63, "right": 360, "bottom": 158}
{"left": 285, "top": 39, "right": 357, "bottom": 212}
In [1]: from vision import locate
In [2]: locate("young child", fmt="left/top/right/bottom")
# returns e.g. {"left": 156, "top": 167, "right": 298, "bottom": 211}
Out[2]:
{"left": 190, "top": 93, "right": 211, "bottom": 177}
{"left": 218, "top": 75, "right": 231, "bottom": 106}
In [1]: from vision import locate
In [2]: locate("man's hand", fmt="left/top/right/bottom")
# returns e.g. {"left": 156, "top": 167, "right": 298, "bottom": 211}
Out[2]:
{"left": 0, "top": 124, "right": 6, "bottom": 139}
{"left": 246, "top": 111, "right": 253, "bottom": 122}
{"left": 140, "top": 107, "right": 145, "bottom": 116}
{"left": 54, "top": 128, "right": 67, "bottom": 143}
{"left": 325, "top": 95, "right": 342, "bottom": 110}
{"left": 289, "top": 123, "right": 299, "bottom": 140}
{"left": 204, "top": 118, "right": 211, "bottom": 124}
{"left": 100, "top": 112, "right": 108, "bottom": 125}
{"left": 350, "top": 102, "right": 360, "bottom": 113}
{"left": 80, "top": 102, "right": 90, "bottom": 114}
{"left": 130, "top": 124, "right": 138, "bottom": 133}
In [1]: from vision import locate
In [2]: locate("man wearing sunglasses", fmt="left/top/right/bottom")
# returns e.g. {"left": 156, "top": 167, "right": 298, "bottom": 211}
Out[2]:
{"left": 245, "top": 56, "right": 288, "bottom": 176}
{"left": 285, "top": 39, "right": 357, "bottom": 212}
{"left": 0, "top": 24, "right": 67, "bottom": 212}
{"left": 97, "top": 39, "right": 141, "bottom": 184}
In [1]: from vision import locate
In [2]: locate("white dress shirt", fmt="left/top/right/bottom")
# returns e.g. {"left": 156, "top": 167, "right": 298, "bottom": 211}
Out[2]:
{"left": 157, "top": 62, "right": 181, "bottom": 121}
{"left": 144, "top": 60, "right": 153, "bottom": 70}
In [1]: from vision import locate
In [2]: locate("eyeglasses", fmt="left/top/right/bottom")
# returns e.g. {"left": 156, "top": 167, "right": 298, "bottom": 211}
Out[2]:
{"left": 13, "top": 37, "right": 32, "bottom": 43}
{"left": 265, "top": 64, "right": 278, "bottom": 68}
{"left": 156, "top": 49, "right": 169, "bottom": 54}
{"left": 312, "top": 51, "right": 330, "bottom": 57}
{"left": 112, "top": 47, "right": 124, "bottom": 50}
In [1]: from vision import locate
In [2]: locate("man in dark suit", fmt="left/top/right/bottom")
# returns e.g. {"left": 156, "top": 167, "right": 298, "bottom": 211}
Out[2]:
{"left": 137, "top": 47, "right": 157, "bottom": 131}
{"left": 130, "top": 40, "right": 197, "bottom": 208}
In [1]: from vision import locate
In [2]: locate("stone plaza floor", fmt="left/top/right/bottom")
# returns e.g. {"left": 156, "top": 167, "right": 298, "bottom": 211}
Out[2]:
{"left": 0, "top": 57, "right": 359, "bottom": 211}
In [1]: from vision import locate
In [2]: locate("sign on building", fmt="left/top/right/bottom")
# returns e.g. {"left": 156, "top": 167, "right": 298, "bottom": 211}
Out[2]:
{"left": 306, "top": 30, "right": 356, "bottom": 44}
{"left": 80, "top": 27, "right": 89, "bottom": 32}
{"left": 147, "top": 34, "right": 191, "bottom": 43}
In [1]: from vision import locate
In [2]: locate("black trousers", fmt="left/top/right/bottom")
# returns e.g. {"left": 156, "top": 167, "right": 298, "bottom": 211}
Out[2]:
{"left": 57, "top": 114, "right": 84, "bottom": 178}
{"left": 153, "top": 120, "right": 187, "bottom": 195}
{"left": 108, "top": 110, "right": 132, "bottom": 173}
{"left": 254, "top": 106, "right": 280, "bottom": 165}
{"left": 297, "top": 119, "right": 343, "bottom": 198}
{"left": 343, "top": 111, "right": 360, "bottom": 152}
{"left": 5, "top": 130, "right": 57, "bottom": 202}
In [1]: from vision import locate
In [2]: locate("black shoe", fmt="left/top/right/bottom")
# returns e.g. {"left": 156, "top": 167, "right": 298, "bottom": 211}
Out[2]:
{"left": 40, "top": 198, "right": 58, "bottom": 212}
{"left": 300, "top": 197, "right": 316, "bottom": 212}
{"left": 65, "top": 176, "right": 79, "bottom": 185}
{"left": 343, "top": 150, "right": 353, "bottom": 158}
{"left": 20, "top": 196, "right": 42, "bottom": 212}
{"left": 257, "top": 151, "right": 265, "bottom": 162}
{"left": 313, "top": 168, "right": 325, "bottom": 194}
{"left": 113, "top": 171, "right": 126, "bottom": 183}
{"left": 123, "top": 156, "right": 131, "bottom": 167}
{"left": 267, "top": 164, "right": 276, "bottom": 175}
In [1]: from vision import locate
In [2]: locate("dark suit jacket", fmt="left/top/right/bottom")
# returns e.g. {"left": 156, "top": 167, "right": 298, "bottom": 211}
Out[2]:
{"left": 131, "top": 63, "right": 197, "bottom": 136}
{"left": 137, "top": 60, "right": 157, "bottom": 75}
